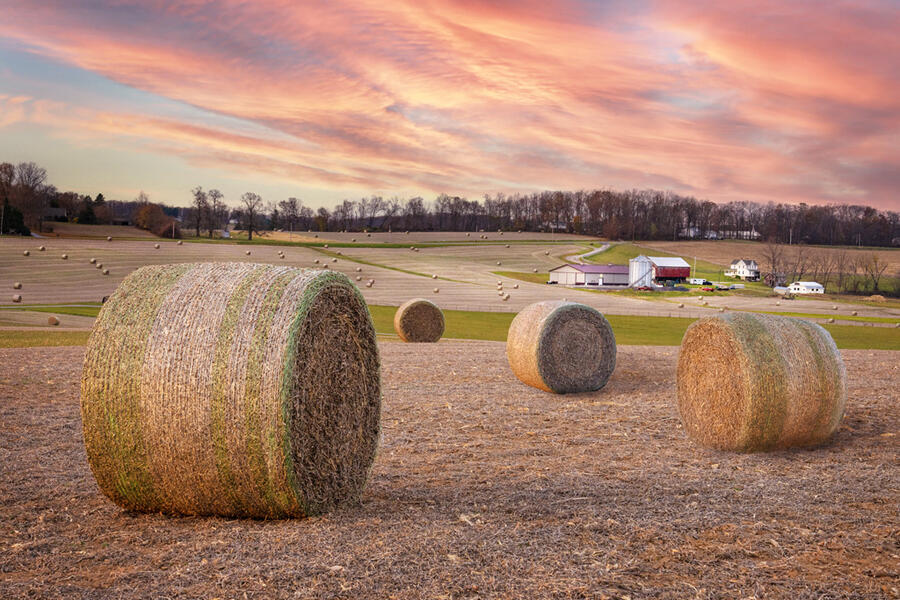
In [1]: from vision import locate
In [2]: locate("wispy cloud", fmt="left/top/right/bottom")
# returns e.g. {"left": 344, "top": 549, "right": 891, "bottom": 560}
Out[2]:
{"left": 0, "top": 0, "right": 896, "bottom": 208}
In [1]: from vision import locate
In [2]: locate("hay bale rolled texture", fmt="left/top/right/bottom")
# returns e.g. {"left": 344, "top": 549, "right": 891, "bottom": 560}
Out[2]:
{"left": 81, "top": 262, "right": 381, "bottom": 518}
{"left": 677, "top": 313, "right": 845, "bottom": 452}
{"left": 506, "top": 300, "right": 616, "bottom": 394}
{"left": 393, "top": 298, "right": 444, "bottom": 343}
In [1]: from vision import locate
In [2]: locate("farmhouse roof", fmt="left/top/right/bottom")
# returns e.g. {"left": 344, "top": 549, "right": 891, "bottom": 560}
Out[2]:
{"left": 792, "top": 281, "right": 823, "bottom": 287}
{"left": 550, "top": 263, "right": 629, "bottom": 274}
{"left": 730, "top": 258, "right": 758, "bottom": 266}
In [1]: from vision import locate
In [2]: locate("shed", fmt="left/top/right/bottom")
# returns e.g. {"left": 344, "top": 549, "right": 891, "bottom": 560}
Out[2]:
{"left": 788, "top": 281, "right": 825, "bottom": 294}
{"left": 548, "top": 263, "right": 629, "bottom": 286}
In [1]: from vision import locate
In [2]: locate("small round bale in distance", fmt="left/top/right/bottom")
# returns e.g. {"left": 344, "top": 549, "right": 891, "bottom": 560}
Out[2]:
{"left": 677, "top": 312, "right": 846, "bottom": 452}
{"left": 81, "top": 262, "right": 381, "bottom": 518}
{"left": 48, "top": 316, "right": 60, "bottom": 326}
{"left": 506, "top": 300, "right": 616, "bottom": 394}
{"left": 393, "top": 298, "right": 445, "bottom": 343}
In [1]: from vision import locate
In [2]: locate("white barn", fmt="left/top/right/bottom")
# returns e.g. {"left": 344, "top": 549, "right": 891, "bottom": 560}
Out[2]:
{"left": 548, "top": 264, "right": 629, "bottom": 286}
{"left": 788, "top": 281, "right": 825, "bottom": 294}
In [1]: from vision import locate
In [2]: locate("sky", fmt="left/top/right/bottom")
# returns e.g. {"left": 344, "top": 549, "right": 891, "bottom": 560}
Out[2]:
{"left": 0, "top": 0, "right": 898, "bottom": 211}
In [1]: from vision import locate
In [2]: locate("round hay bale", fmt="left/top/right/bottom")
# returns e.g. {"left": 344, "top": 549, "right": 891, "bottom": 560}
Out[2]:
{"left": 393, "top": 298, "right": 444, "bottom": 343}
{"left": 505, "top": 244, "right": 510, "bottom": 248}
{"left": 496, "top": 261, "right": 502, "bottom": 266}
{"left": 677, "top": 313, "right": 845, "bottom": 452}
{"left": 90, "top": 258, "right": 97, "bottom": 264}
{"left": 336, "top": 251, "right": 342, "bottom": 256}
{"left": 314, "top": 259, "right": 320, "bottom": 264}
{"left": 13, "top": 282, "right": 22, "bottom": 289}
{"left": 718, "top": 307, "right": 725, "bottom": 312}
{"left": 323, "top": 264, "right": 329, "bottom": 270}
{"left": 544, "top": 251, "right": 549, "bottom": 255}
{"left": 506, "top": 300, "right": 616, "bottom": 394}
{"left": 96, "top": 263, "right": 103, "bottom": 269}
{"left": 81, "top": 263, "right": 380, "bottom": 518}
{"left": 366, "top": 233, "right": 371, "bottom": 237}
{"left": 356, "top": 267, "right": 362, "bottom": 272}
{"left": 410, "top": 246, "right": 415, "bottom": 250}
{"left": 776, "top": 301, "right": 781, "bottom": 306}
{"left": 12, "top": 294, "right": 22, "bottom": 303}
{"left": 177, "top": 240, "right": 183, "bottom": 245}
{"left": 107, "top": 236, "right": 112, "bottom": 241}
{"left": 102, "top": 269, "right": 110, "bottom": 275}
{"left": 513, "top": 284, "right": 519, "bottom": 289}
{"left": 323, "top": 244, "right": 328, "bottom": 248}
{"left": 466, "top": 233, "right": 470, "bottom": 237}
{"left": 832, "top": 305, "right": 838, "bottom": 310}
{"left": 498, "top": 290, "right": 504, "bottom": 296}
{"left": 61, "top": 254, "right": 68, "bottom": 260}
{"left": 314, "top": 234, "right": 318, "bottom": 238}
{"left": 532, "top": 268, "right": 537, "bottom": 273}
{"left": 503, "top": 294, "right": 510, "bottom": 301}
{"left": 365, "top": 281, "right": 372, "bottom": 288}
{"left": 154, "top": 244, "right": 160, "bottom": 249}
{"left": 851, "top": 311, "right": 858, "bottom": 316}
{"left": 433, "top": 288, "right": 439, "bottom": 294}
{"left": 432, "top": 274, "right": 437, "bottom": 279}
{"left": 39, "top": 245, "right": 45, "bottom": 251}
{"left": 678, "top": 303, "right": 684, "bottom": 308}
{"left": 355, "top": 276, "right": 362, "bottom": 281}
{"left": 827, "top": 318, "right": 835, "bottom": 323}
{"left": 47, "top": 316, "right": 60, "bottom": 326}
{"left": 245, "top": 250, "right": 251, "bottom": 256}
{"left": 23, "top": 250, "right": 30, "bottom": 256}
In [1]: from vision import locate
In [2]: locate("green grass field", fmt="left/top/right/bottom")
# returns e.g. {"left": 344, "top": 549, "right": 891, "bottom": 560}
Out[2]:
{"left": 3, "top": 304, "right": 896, "bottom": 350}
{"left": 0, "top": 305, "right": 103, "bottom": 318}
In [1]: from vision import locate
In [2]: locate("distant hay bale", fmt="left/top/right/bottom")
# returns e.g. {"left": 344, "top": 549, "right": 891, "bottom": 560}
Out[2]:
{"left": 851, "top": 311, "right": 858, "bottom": 316}
{"left": 832, "top": 305, "right": 838, "bottom": 310}
{"left": 13, "top": 282, "right": 22, "bottom": 289}
{"left": 678, "top": 303, "right": 684, "bottom": 308}
{"left": 245, "top": 250, "right": 251, "bottom": 256}
{"left": 323, "top": 244, "right": 328, "bottom": 248}
{"left": 827, "top": 318, "right": 834, "bottom": 323}
{"left": 355, "top": 276, "right": 361, "bottom": 281}
{"left": 432, "top": 274, "right": 437, "bottom": 279}
{"left": 503, "top": 294, "right": 510, "bottom": 301}
{"left": 23, "top": 250, "right": 29, "bottom": 256}
{"left": 102, "top": 269, "right": 110, "bottom": 275}
{"left": 61, "top": 254, "right": 68, "bottom": 260}
{"left": 47, "top": 316, "right": 59, "bottom": 326}
{"left": 466, "top": 233, "right": 470, "bottom": 237}
{"left": 314, "top": 259, "right": 320, "bottom": 264}
{"left": 496, "top": 261, "right": 502, "bottom": 266}
{"left": 90, "top": 258, "right": 97, "bottom": 264}
{"left": 331, "top": 258, "right": 337, "bottom": 263}
{"left": 505, "top": 244, "right": 510, "bottom": 248}
{"left": 177, "top": 240, "right": 183, "bottom": 245}
{"left": 506, "top": 300, "right": 616, "bottom": 394}
{"left": 498, "top": 290, "right": 504, "bottom": 296}
{"left": 154, "top": 244, "right": 160, "bottom": 249}
{"left": 96, "top": 263, "right": 103, "bottom": 269}
{"left": 365, "top": 281, "right": 373, "bottom": 288}
{"left": 532, "top": 268, "right": 537, "bottom": 273}
{"left": 80, "top": 263, "right": 380, "bottom": 518}
{"left": 393, "top": 298, "right": 444, "bottom": 343}
{"left": 433, "top": 288, "right": 439, "bottom": 294}
{"left": 107, "top": 236, "right": 112, "bottom": 241}
{"left": 39, "top": 245, "right": 45, "bottom": 251}
{"left": 513, "top": 284, "right": 519, "bottom": 289}
{"left": 544, "top": 251, "right": 549, "bottom": 255}
{"left": 351, "top": 238, "right": 356, "bottom": 242}
{"left": 677, "top": 312, "right": 845, "bottom": 452}
{"left": 356, "top": 267, "right": 362, "bottom": 272}
{"left": 12, "top": 294, "right": 22, "bottom": 303}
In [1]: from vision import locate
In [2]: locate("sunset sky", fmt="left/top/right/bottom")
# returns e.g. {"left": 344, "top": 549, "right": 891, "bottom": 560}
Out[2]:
{"left": 0, "top": 1, "right": 897, "bottom": 210}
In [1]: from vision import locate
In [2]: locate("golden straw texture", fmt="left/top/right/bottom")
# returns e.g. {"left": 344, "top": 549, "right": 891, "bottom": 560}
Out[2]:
{"left": 506, "top": 300, "right": 616, "bottom": 394}
{"left": 677, "top": 312, "right": 846, "bottom": 452}
{"left": 393, "top": 298, "right": 445, "bottom": 342}
{"left": 81, "top": 263, "right": 380, "bottom": 518}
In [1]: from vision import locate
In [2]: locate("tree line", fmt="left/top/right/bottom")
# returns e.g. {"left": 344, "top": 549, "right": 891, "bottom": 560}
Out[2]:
{"left": 2, "top": 160, "right": 898, "bottom": 248}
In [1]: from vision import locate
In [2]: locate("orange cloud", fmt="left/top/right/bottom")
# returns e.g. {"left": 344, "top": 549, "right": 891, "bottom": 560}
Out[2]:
{"left": 0, "top": 0, "right": 896, "bottom": 208}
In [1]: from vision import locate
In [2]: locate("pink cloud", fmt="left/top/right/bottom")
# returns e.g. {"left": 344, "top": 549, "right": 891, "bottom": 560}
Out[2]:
{"left": 0, "top": 0, "right": 896, "bottom": 209}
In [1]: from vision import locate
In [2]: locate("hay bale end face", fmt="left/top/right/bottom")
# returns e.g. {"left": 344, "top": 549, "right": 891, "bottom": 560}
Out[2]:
{"left": 48, "top": 316, "right": 60, "bottom": 326}
{"left": 506, "top": 300, "right": 616, "bottom": 394}
{"left": 23, "top": 250, "right": 29, "bottom": 256}
{"left": 12, "top": 294, "right": 22, "bottom": 303}
{"left": 80, "top": 263, "right": 381, "bottom": 518}
{"left": 677, "top": 312, "right": 845, "bottom": 452}
{"left": 393, "top": 298, "right": 445, "bottom": 343}
{"left": 13, "top": 282, "right": 22, "bottom": 289}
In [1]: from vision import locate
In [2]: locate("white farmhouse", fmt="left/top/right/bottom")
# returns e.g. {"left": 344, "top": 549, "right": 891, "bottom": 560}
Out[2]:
{"left": 725, "top": 259, "right": 760, "bottom": 281}
{"left": 788, "top": 281, "right": 825, "bottom": 294}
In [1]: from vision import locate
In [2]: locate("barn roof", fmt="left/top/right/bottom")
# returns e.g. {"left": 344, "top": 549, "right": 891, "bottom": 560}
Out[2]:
{"left": 648, "top": 256, "right": 690, "bottom": 268}
{"left": 550, "top": 263, "right": 629, "bottom": 274}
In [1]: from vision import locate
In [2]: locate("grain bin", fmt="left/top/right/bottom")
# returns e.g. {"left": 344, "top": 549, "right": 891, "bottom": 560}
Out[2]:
{"left": 81, "top": 263, "right": 381, "bottom": 518}
{"left": 677, "top": 312, "right": 845, "bottom": 452}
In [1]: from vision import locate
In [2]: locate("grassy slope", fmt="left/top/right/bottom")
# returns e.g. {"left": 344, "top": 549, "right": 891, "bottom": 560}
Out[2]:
{"left": 3, "top": 304, "right": 895, "bottom": 350}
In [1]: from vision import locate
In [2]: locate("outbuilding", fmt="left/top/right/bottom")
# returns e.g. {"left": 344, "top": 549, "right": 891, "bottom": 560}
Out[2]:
{"left": 548, "top": 263, "right": 629, "bottom": 286}
{"left": 629, "top": 255, "right": 691, "bottom": 286}
{"left": 788, "top": 281, "right": 825, "bottom": 294}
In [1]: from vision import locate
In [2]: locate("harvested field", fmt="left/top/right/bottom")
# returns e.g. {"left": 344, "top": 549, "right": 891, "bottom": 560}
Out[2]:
{"left": 1, "top": 343, "right": 897, "bottom": 598}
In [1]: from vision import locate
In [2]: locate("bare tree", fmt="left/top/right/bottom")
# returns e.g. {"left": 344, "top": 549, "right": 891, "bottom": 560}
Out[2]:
{"left": 15, "top": 162, "right": 48, "bottom": 231}
{"left": 834, "top": 249, "right": 850, "bottom": 292}
{"left": 190, "top": 186, "right": 208, "bottom": 237}
{"left": 206, "top": 189, "right": 225, "bottom": 238}
{"left": 279, "top": 197, "right": 300, "bottom": 236}
{"left": 761, "top": 238, "right": 784, "bottom": 287}
{"left": 240, "top": 192, "right": 263, "bottom": 240}
{"left": 862, "top": 253, "right": 889, "bottom": 292}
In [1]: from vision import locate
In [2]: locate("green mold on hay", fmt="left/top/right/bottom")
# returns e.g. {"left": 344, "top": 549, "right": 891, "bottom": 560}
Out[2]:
{"left": 81, "top": 263, "right": 381, "bottom": 518}
{"left": 677, "top": 312, "right": 846, "bottom": 452}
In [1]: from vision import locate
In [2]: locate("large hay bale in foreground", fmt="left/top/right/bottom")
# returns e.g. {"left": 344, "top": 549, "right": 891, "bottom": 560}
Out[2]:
{"left": 393, "top": 298, "right": 444, "bottom": 342}
{"left": 506, "top": 300, "right": 616, "bottom": 394}
{"left": 677, "top": 313, "right": 845, "bottom": 452}
{"left": 81, "top": 263, "right": 381, "bottom": 518}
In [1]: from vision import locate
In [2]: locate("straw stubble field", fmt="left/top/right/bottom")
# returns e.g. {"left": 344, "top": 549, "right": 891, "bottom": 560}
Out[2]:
{"left": 1, "top": 342, "right": 897, "bottom": 598}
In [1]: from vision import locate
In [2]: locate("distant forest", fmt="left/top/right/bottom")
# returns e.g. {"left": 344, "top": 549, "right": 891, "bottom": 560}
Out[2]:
{"left": 2, "top": 160, "right": 898, "bottom": 247}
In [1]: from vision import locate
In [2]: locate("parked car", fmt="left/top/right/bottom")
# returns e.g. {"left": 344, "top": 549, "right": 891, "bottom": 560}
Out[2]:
{"left": 635, "top": 286, "right": 654, "bottom": 291}
{"left": 701, "top": 286, "right": 716, "bottom": 292}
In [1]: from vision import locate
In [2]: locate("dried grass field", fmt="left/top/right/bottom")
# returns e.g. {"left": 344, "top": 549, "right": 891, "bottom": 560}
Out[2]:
{"left": 1, "top": 342, "right": 897, "bottom": 599}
